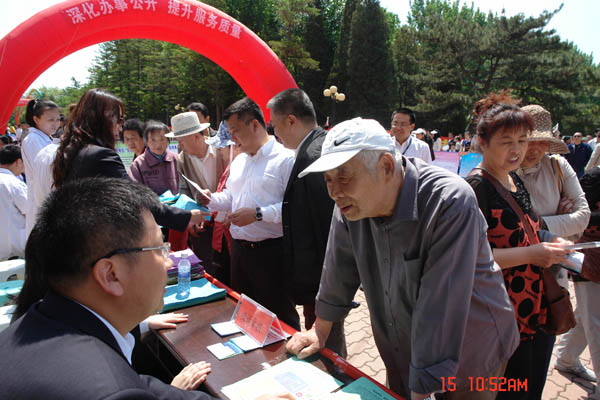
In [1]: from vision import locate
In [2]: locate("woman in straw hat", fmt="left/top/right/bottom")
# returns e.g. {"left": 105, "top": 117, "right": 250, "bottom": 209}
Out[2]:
{"left": 517, "top": 105, "right": 590, "bottom": 242}
{"left": 516, "top": 104, "right": 594, "bottom": 384}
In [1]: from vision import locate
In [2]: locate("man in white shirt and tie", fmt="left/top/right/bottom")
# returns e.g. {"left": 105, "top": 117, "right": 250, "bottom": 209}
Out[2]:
{"left": 196, "top": 97, "right": 300, "bottom": 330}
{"left": 0, "top": 145, "right": 27, "bottom": 260}
{"left": 390, "top": 107, "right": 432, "bottom": 163}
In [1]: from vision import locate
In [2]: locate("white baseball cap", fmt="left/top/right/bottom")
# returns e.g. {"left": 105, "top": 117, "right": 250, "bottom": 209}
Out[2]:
{"left": 298, "top": 117, "right": 395, "bottom": 178}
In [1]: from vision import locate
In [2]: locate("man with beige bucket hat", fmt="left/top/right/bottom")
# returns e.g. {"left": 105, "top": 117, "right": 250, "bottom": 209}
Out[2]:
{"left": 169, "top": 111, "right": 227, "bottom": 274}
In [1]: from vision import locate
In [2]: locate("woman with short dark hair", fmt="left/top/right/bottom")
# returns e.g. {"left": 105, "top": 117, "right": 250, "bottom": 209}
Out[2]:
{"left": 466, "top": 91, "right": 572, "bottom": 399}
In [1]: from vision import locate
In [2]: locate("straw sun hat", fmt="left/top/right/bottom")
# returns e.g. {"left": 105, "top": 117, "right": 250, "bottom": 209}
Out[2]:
{"left": 521, "top": 104, "right": 569, "bottom": 154}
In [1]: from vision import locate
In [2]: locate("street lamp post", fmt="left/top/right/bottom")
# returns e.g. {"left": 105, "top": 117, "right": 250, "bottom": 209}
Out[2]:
{"left": 323, "top": 85, "right": 345, "bottom": 127}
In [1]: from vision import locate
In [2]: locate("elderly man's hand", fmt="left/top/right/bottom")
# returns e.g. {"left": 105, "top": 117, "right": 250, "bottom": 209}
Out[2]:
{"left": 286, "top": 330, "right": 322, "bottom": 359}
{"left": 171, "top": 361, "right": 212, "bottom": 390}
{"left": 195, "top": 189, "right": 212, "bottom": 206}
{"left": 228, "top": 208, "right": 258, "bottom": 227}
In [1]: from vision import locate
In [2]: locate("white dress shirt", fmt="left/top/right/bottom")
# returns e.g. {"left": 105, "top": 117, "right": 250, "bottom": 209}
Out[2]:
{"left": 26, "top": 144, "right": 58, "bottom": 235}
{"left": 293, "top": 131, "right": 311, "bottom": 156}
{"left": 78, "top": 303, "right": 135, "bottom": 365}
{"left": 0, "top": 168, "right": 28, "bottom": 260}
{"left": 395, "top": 135, "right": 432, "bottom": 163}
{"left": 209, "top": 137, "right": 294, "bottom": 241}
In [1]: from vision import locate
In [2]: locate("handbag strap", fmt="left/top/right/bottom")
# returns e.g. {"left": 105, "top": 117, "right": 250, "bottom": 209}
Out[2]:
{"left": 550, "top": 156, "right": 564, "bottom": 194}
{"left": 475, "top": 168, "right": 540, "bottom": 245}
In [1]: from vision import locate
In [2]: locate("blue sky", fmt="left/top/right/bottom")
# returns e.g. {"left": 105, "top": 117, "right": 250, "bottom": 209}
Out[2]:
{"left": 0, "top": 0, "right": 597, "bottom": 91}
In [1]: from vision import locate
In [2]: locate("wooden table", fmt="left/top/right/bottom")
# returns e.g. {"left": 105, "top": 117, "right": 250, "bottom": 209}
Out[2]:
{"left": 146, "top": 275, "right": 401, "bottom": 399}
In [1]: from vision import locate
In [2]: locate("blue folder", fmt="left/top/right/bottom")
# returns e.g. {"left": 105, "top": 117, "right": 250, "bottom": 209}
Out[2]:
{"left": 161, "top": 278, "right": 226, "bottom": 312}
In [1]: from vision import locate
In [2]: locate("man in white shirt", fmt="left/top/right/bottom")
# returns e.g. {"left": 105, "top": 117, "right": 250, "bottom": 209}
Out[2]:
{"left": 390, "top": 108, "right": 432, "bottom": 163}
{"left": 197, "top": 97, "right": 300, "bottom": 330}
{"left": 0, "top": 145, "right": 27, "bottom": 260}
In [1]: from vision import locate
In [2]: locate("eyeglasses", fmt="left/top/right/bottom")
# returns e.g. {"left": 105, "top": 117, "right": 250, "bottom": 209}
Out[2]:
{"left": 90, "top": 242, "right": 171, "bottom": 267}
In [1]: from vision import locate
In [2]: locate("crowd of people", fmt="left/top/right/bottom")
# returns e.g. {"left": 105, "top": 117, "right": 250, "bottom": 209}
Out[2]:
{"left": 0, "top": 87, "right": 598, "bottom": 400}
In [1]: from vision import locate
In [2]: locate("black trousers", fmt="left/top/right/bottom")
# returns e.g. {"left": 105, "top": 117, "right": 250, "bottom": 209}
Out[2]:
{"left": 497, "top": 331, "right": 555, "bottom": 400}
{"left": 188, "top": 226, "right": 214, "bottom": 275}
{"left": 230, "top": 237, "right": 300, "bottom": 331}
{"left": 211, "top": 236, "right": 231, "bottom": 286}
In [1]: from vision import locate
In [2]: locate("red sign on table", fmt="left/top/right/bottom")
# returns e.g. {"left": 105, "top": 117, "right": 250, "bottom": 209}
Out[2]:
{"left": 232, "top": 294, "right": 286, "bottom": 346}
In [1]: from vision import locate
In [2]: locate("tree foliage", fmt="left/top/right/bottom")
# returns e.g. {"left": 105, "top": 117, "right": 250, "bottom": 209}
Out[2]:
{"left": 399, "top": 0, "right": 600, "bottom": 134}
{"left": 346, "top": 0, "right": 398, "bottom": 125}
{"left": 26, "top": 0, "right": 599, "bottom": 135}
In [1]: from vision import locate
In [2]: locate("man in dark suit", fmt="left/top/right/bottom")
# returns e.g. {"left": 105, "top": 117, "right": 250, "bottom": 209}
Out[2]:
{"left": 267, "top": 89, "right": 347, "bottom": 357}
{"left": 0, "top": 178, "right": 213, "bottom": 400}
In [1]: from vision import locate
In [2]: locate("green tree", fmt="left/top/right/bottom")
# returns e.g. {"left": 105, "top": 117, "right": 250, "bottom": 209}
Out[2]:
{"left": 268, "top": 0, "right": 319, "bottom": 78}
{"left": 346, "top": 0, "right": 398, "bottom": 125}
{"left": 401, "top": 0, "right": 596, "bottom": 134}
{"left": 296, "top": 0, "right": 338, "bottom": 124}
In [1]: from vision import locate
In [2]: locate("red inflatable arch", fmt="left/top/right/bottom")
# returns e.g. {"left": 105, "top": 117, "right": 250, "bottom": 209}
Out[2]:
{"left": 0, "top": 0, "right": 297, "bottom": 127}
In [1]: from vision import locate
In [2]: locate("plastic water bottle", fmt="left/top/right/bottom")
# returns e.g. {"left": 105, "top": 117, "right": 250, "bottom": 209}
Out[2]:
{"left": 177, "top": 255, "right": 191, "bottom": 299}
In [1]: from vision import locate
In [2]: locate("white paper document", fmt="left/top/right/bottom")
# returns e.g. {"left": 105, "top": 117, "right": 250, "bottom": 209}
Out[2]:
{"left": 180, "top": 173, "right": 211, "bottom": 202}
{"left": 207, "top": 342, "right": 243, "bottom": 360}
{"left": 221, "top": 357, "right": 342, "bottom": 400}
{"left": 211, "top": 321, "right": 242, "bottom": 336}
{"left": 230, "top": 335, "right": 262, "bottom": 352}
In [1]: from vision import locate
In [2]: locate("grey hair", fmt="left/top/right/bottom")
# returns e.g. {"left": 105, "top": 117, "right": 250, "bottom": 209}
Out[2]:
{"left": 354, "top": 149, "right": 402, "bottom": 175}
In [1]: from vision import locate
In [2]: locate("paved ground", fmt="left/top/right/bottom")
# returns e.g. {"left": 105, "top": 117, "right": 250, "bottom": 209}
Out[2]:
{"left": 299, "top": 282, "right": 597, "bottom": 399}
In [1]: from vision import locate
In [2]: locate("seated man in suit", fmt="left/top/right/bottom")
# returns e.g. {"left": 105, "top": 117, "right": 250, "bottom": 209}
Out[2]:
{"left": 0, "top": 178, "right": 213, "bottom": 399}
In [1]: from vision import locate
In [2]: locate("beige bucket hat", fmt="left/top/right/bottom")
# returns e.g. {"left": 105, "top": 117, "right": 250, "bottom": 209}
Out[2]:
{"left": 521, "top": 104, "right": 569, "bottom": 154}
{"left": 166, "top": 111, "right": 211, "bottom": 139}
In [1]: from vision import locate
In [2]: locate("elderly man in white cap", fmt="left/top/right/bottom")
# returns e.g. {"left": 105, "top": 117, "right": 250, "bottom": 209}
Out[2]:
{"left": 286, "top": 117, "right": 519, "bottom": 400}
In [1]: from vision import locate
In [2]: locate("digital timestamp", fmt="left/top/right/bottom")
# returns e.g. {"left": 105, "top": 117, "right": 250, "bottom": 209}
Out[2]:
{"left": 441, "top": 377, "right": 527, "bottom": 392}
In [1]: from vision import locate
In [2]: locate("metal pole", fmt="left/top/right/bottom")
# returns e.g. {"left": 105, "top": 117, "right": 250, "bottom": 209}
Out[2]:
{"left": 331, "top": 97, "right": 336, "bottom": 127}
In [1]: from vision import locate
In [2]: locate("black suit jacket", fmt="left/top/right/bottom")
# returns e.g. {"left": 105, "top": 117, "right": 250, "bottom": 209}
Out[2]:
{"left": 0, "top": 291, "right": 214, "bottom": 400}
{"left": 66, "top": 144, "right": 190, "bottom": 231}
{"left": 282, "top": 128, "right": 335, "bottom": 305}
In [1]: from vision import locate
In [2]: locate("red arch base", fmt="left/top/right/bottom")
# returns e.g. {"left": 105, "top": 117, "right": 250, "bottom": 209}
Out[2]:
{"left": 0, "top": 0, "right": 297, "bottom": 127}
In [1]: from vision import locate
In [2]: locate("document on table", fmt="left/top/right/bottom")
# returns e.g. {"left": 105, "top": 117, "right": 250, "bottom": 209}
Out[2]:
{"left": 211, "top": 320, "right": 242, "bottom": 336}
{"left": 207, "top": 342, "right": 244, "bottom": 360}
{"left": 221, "top": 357, "right": 342, "bottom": 400}
{"left": 230, "top": 335, "right": 261, "bottom": 352}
